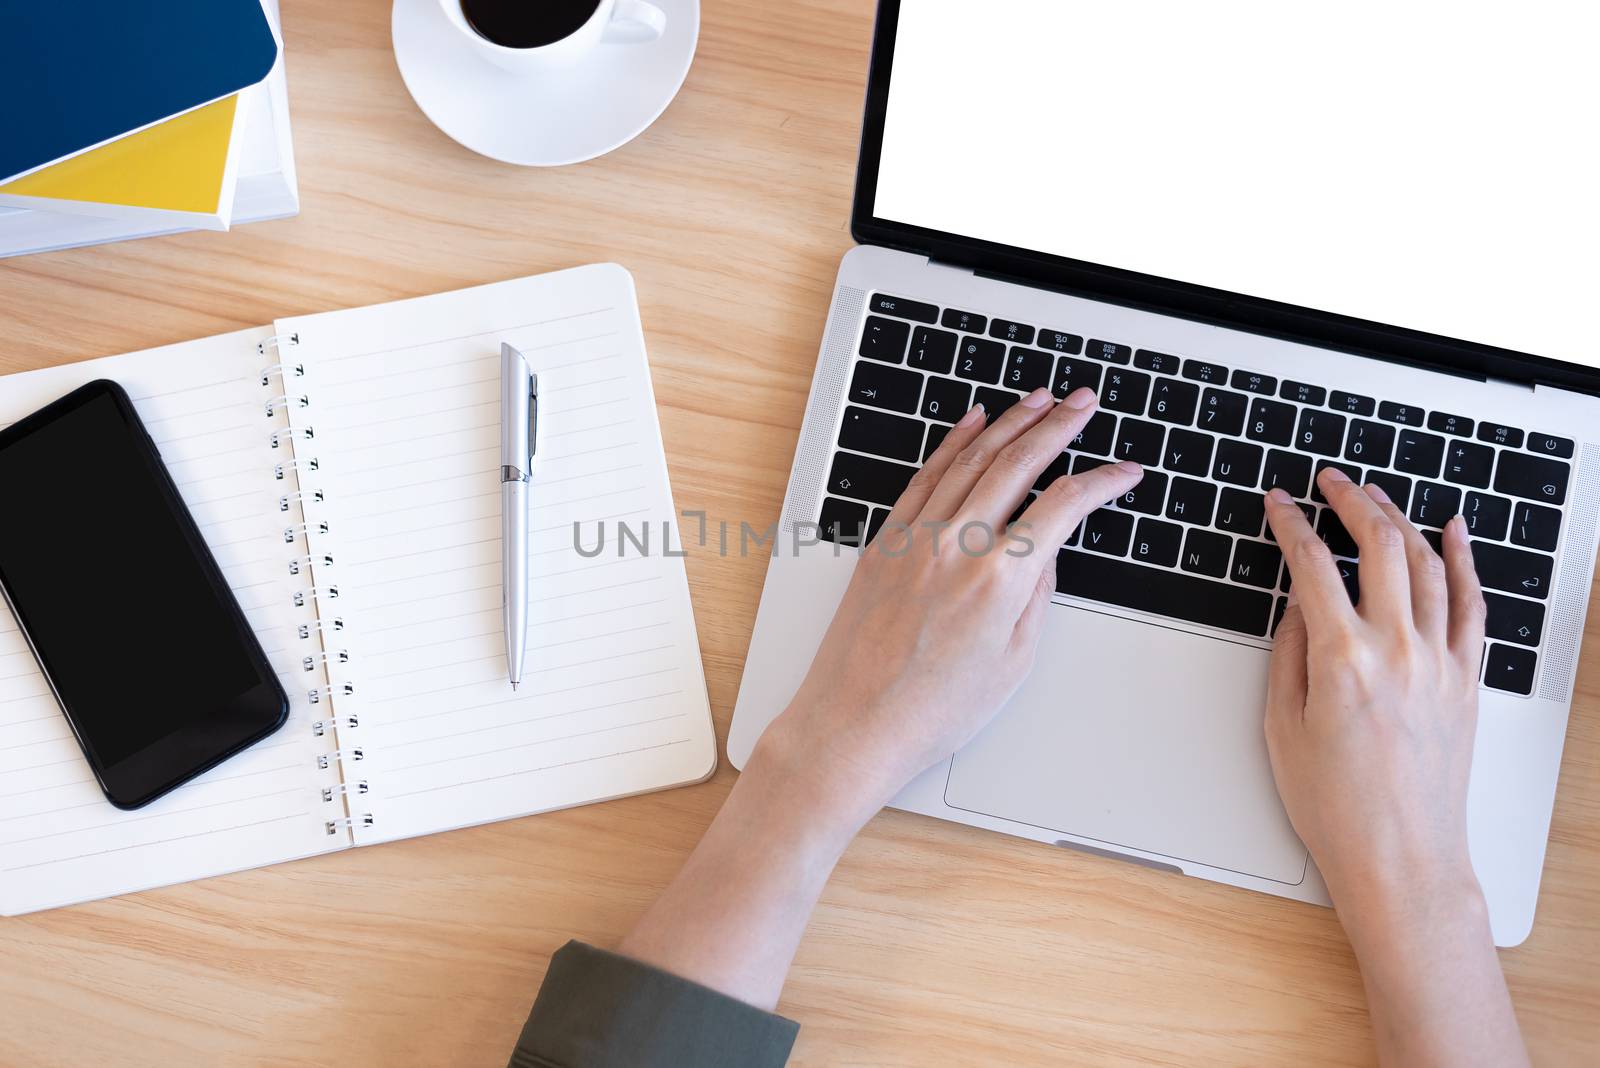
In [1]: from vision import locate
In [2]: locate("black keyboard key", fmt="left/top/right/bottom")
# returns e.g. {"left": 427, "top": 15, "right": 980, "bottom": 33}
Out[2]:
{"left": 1231, "top": 540, "right": 1282, "bottom": 588}
{"left": 1344, "top": 419, "right": 1396, "bottom": 467}
{"left": 923, "top": 423, "right": 949, "bottom": 461}
{"left": 850, "top": 361, "right": 921, "bottom": 413}
{"left": 1441, "top": 440, "right": 1494, "bottom": 488}
{"left": 955, "top": 336, "right": 1005, "bottom": 383}
{"left": 1336, "top": 559, "right": 1360, "bottom": 605}
{"left": 906, "top": 326, "right": 958, "bottom": 374}
{"left": 1213, "top": 438, "right": 1265, "bottom": 487}
{"left": 1363, "top": 469, "right": 1413, "bottom": 512}
{"left": 1197, "top": 388, "right": 1247, "bottom": 437}
{"left": 1037, "top": 328, "right": 1084, "bottom": 354}
{"left": 819, "top": 497, "right": 870, "bottom": 545}
{"left": 1231, "top": 370, "right": 1278, "bottom": 395}
{"left": 1133, "top": 518, "right": 1183, "bottom": 567}
{"left": 1087, "top": 339, "right": 1132, "bottom": 364}
{"left": 1165, "top": 477, "right": 1217, "bottom": 525}
{"left": 1428, "top": 411, "right": 1473, "bottom": 437}
{"left": 1484, "top": 643, "right": 1537, "bottom": 695}
{"left": 1055, "top": 550, "right": 1273, "bottom": 636}
{"left": 1180, "top": 528, "right": 1232, "bottom": 577}
{"left": 1135, "top": 349, "right": 1181, "bottom": 374}
{"left": 1117, "top": 470, "right": 1168, "bottom": 515}
{"left": 1421, "top": 529, "right": 1443, "bottom": 555}
{"left": 1262, "top": 449, "right": 1313, "bottom": 498}
{"left": 1216, "top": 488, "right": 1265, "bottom": 537}
{"left": 1103, "top": 368, "right": 1152, "bottom": 415}
{"left": 1378, "top": 401, "right": 1425, "bottom": 426}
{"left": 1033, "top": 452, "right": 1074, "bottom": 493}
{"left": 1051, "top": 355, "right": 1103, "bottom": 399}
{"left": 1073, "top": 455, "right": 1112, "bottom": 475}
{"left": 1310, "top": 460, "right": 1362, "bottom": 503}
{"left": 1295, "top": 408, "right": 1346, "bottom": 457}
{"left": 1280, "top": 380, "right": 1326, "bottom": 406}
{"left": 1495, "top": 451, "right": 1570, "bottom": 505}
{"left": 1510, "top": 501, "right": 1562, "bottom": 552}
{"left": 1409, "top": 482, "right": 1462, "bottom": 529}
{"left": 1004, "top": 347, "right": 1053, "bottom": 392}
{"left": 942, "top": 308, "right": 987, "bottom": 334}
{"left": 1317, "top": 509, "right": 1358, "bottom": 557}
{"left": 838, "top": 405, "right": 926, "bottom": 463}
{"left": 1162, "top": 428, "right": 1214, "bottom": 477}
{"left": 1463, "top": 492, "right": 1511, "bottom": 541}
{"left": 867, "top": 507, "right": 891, "bottom": 543}
{"left": 1484, "top": 592, "right": 1545, "bottom": 648}
{"left": 1472, "top": 541, "right": 1554, "bottom": 599}
{"left": 1527, "top": 432, "right": 1574, "bottom": 459}
{"left": 869, "top": 293, "right": 937, "bottom": 323}
{"left": 1149, "top": 378, "right": 1199, "bottom": 425}
{"left": 1246, "top": 398, "right": 1296, "bottom": 446}
{"left": 921, "top": 376, "right": 971, "bottom": 422}
{"left": 1477, "top": 422, "right": 1523, "bottom": 448}
{"left": 1114, "top": 418, "right": 1164, "bottom": 466}
{"left": 1181, "top": 359, "right": 1228, "bottom": 385}
{"left": 858, "top": 316, "right": 910, "bottom": 363}
{"left": 975, "top": 387, "right": 1020, "bottom": 423}
{"left": 1330, "top": 391, "right": 1376, "bottom": 416}
{"left": 1082, "top": 509, "right": 1134, "bottom": 556}
{"left": 826, "top": 451, "right": 918, "bottom": 507}
{"left": 989, "top": 318, "right": 1035, "bottom": 345}
{"left": 1394, "top": 429, "right": 1446, "bottom": 478}
{"left": 1073, "top": 410, "right": 1117, "bottom": 456}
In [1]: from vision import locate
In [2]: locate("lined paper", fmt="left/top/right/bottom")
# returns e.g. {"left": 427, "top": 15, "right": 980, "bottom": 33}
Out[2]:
{"left": 0, "top": 331, "right": 345, "bottom": 915}
{"left": 277, "top": 265, "right": 715, "bottom": 845}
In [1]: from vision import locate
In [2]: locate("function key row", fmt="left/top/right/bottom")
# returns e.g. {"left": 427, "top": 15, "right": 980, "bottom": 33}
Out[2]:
{"left": 865, "top": 294, "right": 1576, "bottom": 460}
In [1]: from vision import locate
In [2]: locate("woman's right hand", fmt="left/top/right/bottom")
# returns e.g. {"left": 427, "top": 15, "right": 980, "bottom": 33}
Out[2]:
{"left": 1262, "top": 467, "right": 1486, "bottom": 918}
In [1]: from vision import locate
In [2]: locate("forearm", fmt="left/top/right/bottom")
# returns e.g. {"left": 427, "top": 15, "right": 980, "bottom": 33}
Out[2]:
{"left": 1335, "top": 870, "right": 1528, "bottom": 1068}
{"left": 619, "top": 712, "right": 882, "bottom": 1010}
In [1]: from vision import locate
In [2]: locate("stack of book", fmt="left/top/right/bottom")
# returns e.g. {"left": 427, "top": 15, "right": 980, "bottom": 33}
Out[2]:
{"left": 0, "top": 0, "right": 298, "bottom": 258}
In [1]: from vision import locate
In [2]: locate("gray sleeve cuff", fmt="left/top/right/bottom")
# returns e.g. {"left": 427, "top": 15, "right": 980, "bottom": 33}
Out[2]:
{"left": 508, "top": 940, "right": 799, "bottom": 1068}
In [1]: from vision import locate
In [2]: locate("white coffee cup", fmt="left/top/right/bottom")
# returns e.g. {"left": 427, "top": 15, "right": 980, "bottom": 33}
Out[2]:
{"left": 438, "top": 0, "right": 667, "bottom": 74}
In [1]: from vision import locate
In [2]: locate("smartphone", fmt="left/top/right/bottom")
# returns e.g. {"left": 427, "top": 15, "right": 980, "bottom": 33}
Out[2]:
{"left": 0, "top": 380, "right": 288, "bottom": 809}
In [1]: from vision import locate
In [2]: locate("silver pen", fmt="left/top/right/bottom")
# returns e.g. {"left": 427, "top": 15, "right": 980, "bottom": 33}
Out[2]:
{"left": 500, "top": 342, "right": 538, "bottom": 689}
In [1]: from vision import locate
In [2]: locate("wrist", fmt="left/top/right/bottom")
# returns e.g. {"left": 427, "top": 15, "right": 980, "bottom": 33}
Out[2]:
{"left": 743, "top": 709, "right": 892, "bottom": 843}
{"left": 1330, "top": 859, "right": 1489, "bottom": 959}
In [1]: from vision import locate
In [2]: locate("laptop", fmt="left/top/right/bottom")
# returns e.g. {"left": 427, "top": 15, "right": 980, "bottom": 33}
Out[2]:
{"left": 729, "top": 0, "right": 1595, "bottom": 946}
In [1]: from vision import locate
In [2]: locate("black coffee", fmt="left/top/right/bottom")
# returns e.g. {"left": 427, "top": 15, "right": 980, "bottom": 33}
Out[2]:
{"left": 460, "top": 0, "right": 601, "bottom": 49}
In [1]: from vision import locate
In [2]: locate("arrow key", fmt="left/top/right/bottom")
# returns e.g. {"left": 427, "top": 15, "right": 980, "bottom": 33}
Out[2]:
{"left": 1484, "top": 591, "right": 1545, "bottom": 647}
{"left": 1484, "top": 642, "right": 1537, "bottom": 696}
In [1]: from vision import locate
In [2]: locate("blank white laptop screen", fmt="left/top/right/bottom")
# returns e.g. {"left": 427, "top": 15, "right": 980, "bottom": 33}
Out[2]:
{"left": 873, "top": 0, "right": 1597, "bottom": 368}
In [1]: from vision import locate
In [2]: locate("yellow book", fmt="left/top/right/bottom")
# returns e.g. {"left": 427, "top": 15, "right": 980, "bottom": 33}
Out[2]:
{"left": 0, "top": 94, "right": 247, "bottom": 231}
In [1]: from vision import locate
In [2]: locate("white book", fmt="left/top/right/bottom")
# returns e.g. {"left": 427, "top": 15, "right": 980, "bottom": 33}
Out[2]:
{"left": 0, "top": 0, "right": 297, "bottom": 257}
{"left": 0, "top": 266, "right": 717, "bottom": 915}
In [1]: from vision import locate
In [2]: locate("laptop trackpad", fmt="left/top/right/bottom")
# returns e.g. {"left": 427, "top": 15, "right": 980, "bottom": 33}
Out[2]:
{"left": 944, "top": 605, "right": 1309, "bottom": 884}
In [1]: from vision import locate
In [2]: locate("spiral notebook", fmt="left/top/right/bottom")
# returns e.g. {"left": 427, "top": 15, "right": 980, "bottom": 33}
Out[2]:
{"left": 0, "top": 265, "right": 716, "bottom": 915}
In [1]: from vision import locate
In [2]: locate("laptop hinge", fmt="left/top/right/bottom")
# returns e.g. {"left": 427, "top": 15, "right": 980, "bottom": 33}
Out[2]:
{"left": 924, "top": 257, "right": 975, "bottom": 279}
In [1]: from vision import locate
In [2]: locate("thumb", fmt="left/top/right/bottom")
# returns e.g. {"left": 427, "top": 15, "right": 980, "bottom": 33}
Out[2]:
{"left": 1009, "top": 554, "right": 1058, "bottom": 657}
{"left": 1265, "top": 595, "right": 1310, "bottom": 739}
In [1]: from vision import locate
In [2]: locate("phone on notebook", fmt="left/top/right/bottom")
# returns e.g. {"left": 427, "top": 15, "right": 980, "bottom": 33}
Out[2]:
{"left": 0, "top": 380, "right": 287, "bottom": 809}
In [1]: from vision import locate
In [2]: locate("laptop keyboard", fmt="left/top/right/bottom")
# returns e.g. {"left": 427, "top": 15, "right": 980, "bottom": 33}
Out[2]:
{"left": 817, "top": 292, "right": 1576, "bottom": 697}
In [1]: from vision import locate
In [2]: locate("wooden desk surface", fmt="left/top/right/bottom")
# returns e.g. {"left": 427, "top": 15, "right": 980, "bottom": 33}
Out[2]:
{"left": 2, "top": 2, "right": 1596, "bottom": 1064}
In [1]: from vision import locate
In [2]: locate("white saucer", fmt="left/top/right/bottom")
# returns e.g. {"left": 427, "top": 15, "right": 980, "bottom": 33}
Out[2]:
{"left": 392, "top": 0, "right": 699, "bottom": 167}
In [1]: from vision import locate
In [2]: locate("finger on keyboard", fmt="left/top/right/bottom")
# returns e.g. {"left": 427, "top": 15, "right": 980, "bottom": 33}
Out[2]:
{"left": 1021, "top": 457, "right": 1144, "bottom": 560}
{"left": 1265, "top": 486, "right": 1355, "bottom": 633}
{"left": 1362, "top": 479, "right": 1448, "bottom": 638}
{"left": 918, "top": 387, "right": 1056, "bottom": 522}
{"left": 1316, "top": 466, "right": 1412, "bottom": 623}
{"left": 1441, "top": 515, "right": 1488, "bottom": 671}
{"left": 880, "top": 401, "right": 985, "bottom": 535}
{"left": 959, "top": 387, "right": 1102, "bottom": 527}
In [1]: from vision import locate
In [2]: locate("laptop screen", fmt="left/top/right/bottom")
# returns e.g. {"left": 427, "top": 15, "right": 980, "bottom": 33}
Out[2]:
{"left": 870, "top": 1, "right": 1595, "bottom": 369}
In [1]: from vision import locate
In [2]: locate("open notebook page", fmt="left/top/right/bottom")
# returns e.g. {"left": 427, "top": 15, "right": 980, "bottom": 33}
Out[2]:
{"left": 0, "top": 331, "right": 346, "bottom": 916}
{"left": 278, "top": 265, "right": 715, "bottom": 845}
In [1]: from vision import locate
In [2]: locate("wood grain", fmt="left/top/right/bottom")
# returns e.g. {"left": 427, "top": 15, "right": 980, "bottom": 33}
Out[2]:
{"left": 1, "top": 2, "right": 1596, "bottom": 1064}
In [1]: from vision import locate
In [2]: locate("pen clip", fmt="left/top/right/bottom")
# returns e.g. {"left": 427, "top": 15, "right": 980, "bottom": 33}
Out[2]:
{"left": 527, "top": 372, "right": 539, "bottom": 464}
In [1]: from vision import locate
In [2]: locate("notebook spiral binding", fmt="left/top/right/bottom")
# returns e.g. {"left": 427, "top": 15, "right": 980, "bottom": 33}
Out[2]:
{"left": 262, "top": 335, "right": 373, "bottom": 837}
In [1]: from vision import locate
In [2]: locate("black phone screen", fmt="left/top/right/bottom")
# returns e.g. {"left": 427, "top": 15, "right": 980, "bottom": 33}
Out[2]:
{"left": 0, "top": 381, "right": 287, "bottom": 808}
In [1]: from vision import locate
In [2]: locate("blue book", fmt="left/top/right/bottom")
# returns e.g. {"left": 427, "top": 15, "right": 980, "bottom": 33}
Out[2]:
{"left": 0, "top": 0, "right": 280, "bottom": 183}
